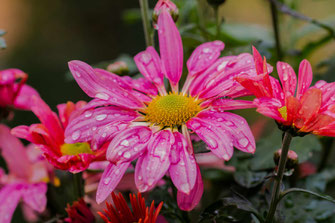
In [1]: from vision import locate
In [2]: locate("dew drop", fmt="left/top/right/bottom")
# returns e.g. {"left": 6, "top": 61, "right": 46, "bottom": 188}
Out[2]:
{"left": 74, "top": 71, "right": 81, "bottom": 77}
{"left": 238, "top": 138, "right": 248, "bottom": 147}
{"left": 141, "top": 53, "right": 152, "bottom": 64}
{"left": 180, "top": 183, "right": 190, "bottom": 193}
{"left": 120, "top": 140, "right": 129, "bottom": 146}
{"left": 95, "top": 92, "right": 109, "bottom": 100}
{"left": 223, "top": 154, "right": 230, "bottom": 160}
{"left": 72, "top": 130, "right": 81, "bottom": 140}
{"left": 96, "top": 114, "right": 107, "bottom": 121}
{"left": 217, "top": 61, "right": 228, "bottom": 71}
{"left": 114, "top": 169, "right": 120, "bottom": 175}
{"left": 123, "top": 152, "right": 131, "bottom": 159}
{"left": 202, "top": 47, "right": 211, "bottom": 53}
{"left": 84, "top": 110, "right": 92, "bottom": 118}
{"left": 103, "top": 177, "right": 111, "bottom": 184}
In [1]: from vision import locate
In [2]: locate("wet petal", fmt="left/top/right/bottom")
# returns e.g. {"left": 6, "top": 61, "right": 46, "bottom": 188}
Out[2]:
{"left": 296, "top": 59, "right": 313, "bottom": 100}
{"left": 134, "top": 46, "right": 164, "bottom": 87}
{"left": 187, "top": 41, "right": 225, "bottom": 76}
{"left": 254, "top": 98, "right": 284, "bottom": 121}
{"left": 196, "top": 111, "right": 255, "bottom": 153}
{"left": 22, "top": 183, "right": 47, "bottom": 213}
{"left": 96, "top": 162, "right": 130, "bottom": 204}
{"left": 210, "top": 99, "right": 256, "bottom": 110}
{"left": 158, "top": 10, "right": 183, "bottom": 86}
{"left": 187, "top": 117, "right": 234, "bottom": 160}
{"left": 277, "top": 62, "right": 296, "bottom": 97}
{"left": 169, "top": 132, "right": 197, "bottom": 194}
{"left": 107, "top": 126, "right": 152, "bottom": 164}
{"left": 177, "top": 166, "right": 203, "bottom": 211}
{"left": 64, "top": 106, "right": 137, "bottom": 144}
{"left": 295, "top": 88, "right": 322, "bottom": 128}
{"left": 135, "top": 130, "right": 174, "bottom": 192}
{"left": 68, "top": 60, "right": 144, "bottom": 109}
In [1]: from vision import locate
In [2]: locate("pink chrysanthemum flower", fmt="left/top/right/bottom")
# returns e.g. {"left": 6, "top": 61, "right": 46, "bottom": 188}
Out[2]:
{"left": 0, "top": 124, "right": 52, "bottom": 223}
{"left": 236, "top": 47, "right": 335, "bottom": 136}
{"left": 12, "top": 97, "right": 104, "bottom": 173}
{"left": 65, "top": 10, "right": 261, "bottom": 210}
{"left": 0, "top": 69, "right": 39, "bottom": 113}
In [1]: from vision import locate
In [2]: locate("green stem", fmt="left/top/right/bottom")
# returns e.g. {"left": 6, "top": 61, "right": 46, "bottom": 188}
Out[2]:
{"left": 139, "top": 0, "right": 153, "bottom": 47}
{"left": 214, "top": 6, "right": 221, "bottom": 39}
{"left": 265, "top": 131, "right": 293, "bottom": 223}
{"left": 277, "top": 188, "right": 335, "bottom": 206}
{"left": 270, "top": 0, "right": 283, "bottom": 60}
{"left": 317, "top": 137, "right": 333, "bottom": 171}
{"left": 73, "top": 173, "right": 83, "bottom": 199}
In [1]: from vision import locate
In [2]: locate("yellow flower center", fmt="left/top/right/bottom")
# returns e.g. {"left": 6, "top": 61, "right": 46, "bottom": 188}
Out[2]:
{"left": 144, "top": 93, "right": 201, "bottom": 127}
{"left": 60, "top": 142, "right": 93, "bottom": 156}
{"left": 278, "top": 106, "right": 287, "bottom": 121}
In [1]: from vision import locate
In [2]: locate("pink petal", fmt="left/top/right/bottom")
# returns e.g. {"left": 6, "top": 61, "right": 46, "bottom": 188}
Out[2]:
{"left": 135, "top": 130, "right": 174, "bottom": 192}
{"left": 296, "top": 59, "right": 313, "bottom": 100}
{"left": 94, "top": 68, "right": 132, "bottom": 91}
{"left": 107, "top": 126, "right": 152, "bottom": 164}
{"left": 187, "top": 41, "right": 225, "bottom": 76}
{"left": 22, "top": 183, "right": 47, "bottom": 213}
{"left": 157, "top": 10, "right": 183, "bottom": 86}
{"left": 187, "top": 117, "right": 234, "bottom": 161}
{"left": 210, "top": 99, "right": 256, "bottom": 110}
{"left": 124, "top": 77, "right": 158, "bottom": 96}
{"left": 0, "top": 124, "right": 31, "bottom": 179}
{"left": 252, "top": 46, "right": 267, "bottom": 75}
{"left": 270, "top": 76, "right": 285, "bottom": 101}
{"left": 96, "top": 162, "right": 130, "bottom": 204}
{"left": 177, "top": 166, "right": 203, "bottom": 211}
{"left": 254, "top": 98, "right": 284, "bottom": 121}
{"left": 200, "top": 110, "right": 255, "bottom": 153}
{"left": 189, "top": 56, "right": 236, "bottom": 97}
{"left": 277, "top": 62, "right": 297, "bottom": 97}
{"left": 31, "top": 96, "right": 64, "bottom": 146}
{"left": 13, "top": 84, "right": 40, "bottom": 110}
{"left": 0, "top": 184, "right": 23, "bottom": 223}
{"left": 68, "top": 60, "right": 144, "bottom": 109}
{"left": 314, "top": 81, "right": 335, "bottom": 110}
{"left": 169, "top": 132, "right": 197, "bottom": 194}
{"left": 91, "top": 122, "right": 130, "bottom": 150}
{"left": 64, "top": 106, "right": 137, "bottom": 144}
{"left": 134, "top": 46, "right": 164, "bottom": 87}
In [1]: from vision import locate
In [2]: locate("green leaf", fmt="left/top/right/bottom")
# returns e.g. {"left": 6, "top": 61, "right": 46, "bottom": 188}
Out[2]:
{"left": 305, "top": 168, "right": 335, "bottom": 193}
{"left": 250, "top": 130, "right": 321, "bottom": 171}
{"left": 234, "top": 170, "right": 267, "bottom": 188}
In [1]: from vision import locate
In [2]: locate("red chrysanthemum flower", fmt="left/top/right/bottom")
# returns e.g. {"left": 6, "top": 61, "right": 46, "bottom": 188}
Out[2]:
{"left": 65, "top": 198, "right": 95, "bottom": 223}
{"left": 98, "top": 192, "right": 163, "bottom": 223}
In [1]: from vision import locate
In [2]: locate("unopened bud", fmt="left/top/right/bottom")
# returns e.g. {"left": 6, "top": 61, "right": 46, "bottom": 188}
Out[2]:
{"left": 207, "top": 0, "right": 226, "bottom": 7}
{"left": 274, "top": 149, "right": 298, "bottom": 170}
{"left": 107, "top": 61, "right": 129, "bottom": 75}
{"left": 153, "top": 0, "right": 179, "bottom": 26}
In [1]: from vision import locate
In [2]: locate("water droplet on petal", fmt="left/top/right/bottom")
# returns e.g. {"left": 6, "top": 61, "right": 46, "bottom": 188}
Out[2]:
{"left": 84, "top": 110, "right": 92, "bottom": 118}
{"left": 72, "top": 130, "right": 81, "bottom": 140}
{"left": 114, "top": 169, "right": 120, "bottom": 175}
{"left": 103, "top": 177, "right": 111, "bottom": 184}
{"left": 123, "top": 152, "right": 131, "bottom": 159}
{"left": 238, "top": 138, "right": 249, "bottom": 147}
{"left": 74, "top": 71, "right": 81, "bottom": 77}
{"left": 223, "top": 154, "right": 230, "bottom": 160}
{"left": 120, "top": 140, "right": 129, "bottom": 146}
{"left": 141, "top": 53, "right": 152, "bottom": 64}
{"left": 202, "top": 47, "right": 211, "bottom": 53}
{"left": 181, "top": 183, "right": 190, "bottom": 193}
{"left": 217, "top": 61, "right": 228, "bottom": 71}
{"left": 95, "top": 92, "right": 109, "bottom": 100}
{"left": 96, "top": 114, "right": 107, "bottom": 121}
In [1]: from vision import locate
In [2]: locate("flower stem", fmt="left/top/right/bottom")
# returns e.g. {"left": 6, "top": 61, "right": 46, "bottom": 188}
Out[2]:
{"left": 73, "top": 172, "right": 84, "bottom": 199}
{"left": 265, "top": 131, "right": 293, "bottom": 223}
{"left": 139, "top": 0, "right": 153, "bottom": 47}
{"left": 269, "top": 0, "right": 283, "bottom": 60}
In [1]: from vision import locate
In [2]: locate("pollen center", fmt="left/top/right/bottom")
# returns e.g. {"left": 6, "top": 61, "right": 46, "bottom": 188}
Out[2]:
{"left": 278, "top": 106, "right": 287, "bottom": 121}
{"left": 145, "top": 93, "right": 201, "bottom": 127}
{"left": 60, "top": 142, "right": 93, "bottom": 156}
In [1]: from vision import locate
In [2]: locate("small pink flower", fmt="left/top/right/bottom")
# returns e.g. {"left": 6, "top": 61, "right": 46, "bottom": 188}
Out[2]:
{"left": 11, "top": 97, "right": 102, "bottom": 173}
{"left": 66, "top": 10, "right": 260, "bottom": 210}
{"left": 0, "top": 68, "right": 39, "bottom": 112}
{"left": 236, "top": 47, "right": 335, "bottom": 136}
{"left": 0, "top": 124, "right": 50, "bottom": 223}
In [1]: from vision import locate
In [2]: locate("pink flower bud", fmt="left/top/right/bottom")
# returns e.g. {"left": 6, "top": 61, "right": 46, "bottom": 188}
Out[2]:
{"left": 153, "top": 0, "right": 179, "bottom": 26}
{"left": 274, "top": 149, "right": 298, "bottom": 170}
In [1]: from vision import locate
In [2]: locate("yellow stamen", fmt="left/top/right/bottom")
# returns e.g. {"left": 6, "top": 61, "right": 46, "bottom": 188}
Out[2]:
{"left": 60, "top": 142, "right": 93, "bottom": 156}
{"left": 144, "top": 93, "right": 201, "bottom": 127}
{"left": 278, "top": 106, "right": 287, "bottom": 121}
